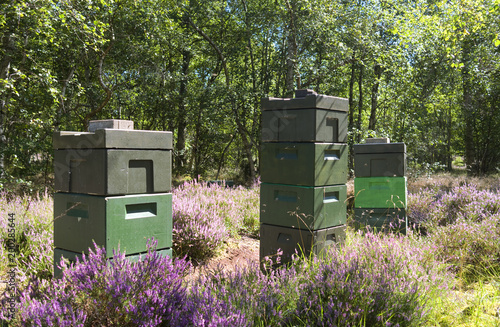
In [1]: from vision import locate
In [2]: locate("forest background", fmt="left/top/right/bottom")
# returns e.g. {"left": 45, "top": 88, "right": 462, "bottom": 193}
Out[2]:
{"left": 1, "top": 0, "right": 499, "bottom": 192}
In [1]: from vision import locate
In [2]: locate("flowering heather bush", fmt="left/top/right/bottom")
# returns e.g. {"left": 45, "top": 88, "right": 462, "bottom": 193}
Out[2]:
{"left": 197, "top": 260, "right": 302, "bottom": 326}
{"left": 0, "top": 190, "right": 53, "bottom": 283}
{"left": 408, "top": 184, "right": 500, "bottom": 280}
{"left": 406, "top": 188, "right": 438, "bottom": 227}
{"left": 407, "top": 184, "right": 500, "bottom": 226}
{"left": 287, "top": 231, "right": 451, "bottom": 326}
{"left": 8, "top": 240, "right": 244, "bottom": 326}
{"left": 172, "top": 180, "right": 259, "bottom": 261}
{"left": 431, "top": 184, "right": 500, "bottom": 226}
{"left": 196, "top": 231, "right": 451, "bottom": 326}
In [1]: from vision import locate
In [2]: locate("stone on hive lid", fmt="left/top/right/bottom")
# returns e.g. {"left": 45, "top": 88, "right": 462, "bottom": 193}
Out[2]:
{"left": 366, "top": 137, "right": 390, "bottom": 144}
{"left": 88, "top": 119, "right": 134, "bottom": 132}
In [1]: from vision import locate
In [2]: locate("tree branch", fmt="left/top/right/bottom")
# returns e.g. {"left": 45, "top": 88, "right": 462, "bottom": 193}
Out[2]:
{"left": 83, "top": 40, "right": 114, "bottom": 129}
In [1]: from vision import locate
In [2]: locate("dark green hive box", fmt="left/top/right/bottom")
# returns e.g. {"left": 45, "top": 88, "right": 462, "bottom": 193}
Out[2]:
{"left": 353, "top": 208, "right": 407, "bottom": 234}
{"left": 353, "top": 143, "right": 406, "bottom": 177}
{"left": 260, "top": 143, "right": 347, "bottom": 186}
{"left": 260, "top": 183, "right": 347, "bottom": 230}
{"left": 54, "top": 149, "right": 172, "bottom": 195}
{"left": 54, "top": 192, "right": 172, "bottom": 257}
{"left": 354, "top": 177, "right": 407, "bottom": 209}
{"left": 53, "top": 247, "right": 172, "bottom": 277}
{"left": 261, "top": 109, "right": 348, "bottom": 143}
{"left": 259, "top": 223, "right": 346, "bottom": 266}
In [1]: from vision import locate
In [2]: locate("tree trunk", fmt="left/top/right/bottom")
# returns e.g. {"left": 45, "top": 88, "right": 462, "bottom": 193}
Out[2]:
{"left": 284, "top": 0, "right": 298, "bottom": 97}
{"left": 462, "top": 38, "right": 476, "bottom": 175}
{"left": 348, "top": 54, "right": 356, "bottom": 130}
{"left": 348, "top": 55, "right": 356, "bottom": 175}
{"left": 175, "top": 48, "right": 190, "bottom": 175}
{"left": 369, "top": 63, "right": 381, "bottom": 131}
{"left": 83, "top": 41, "right": 114, "bottom": 130}
{"left": 446, "top": 99, "right": 452, "bottom": 171}
{"left": 356, "top": 64, "right": 364, "bottom": 143}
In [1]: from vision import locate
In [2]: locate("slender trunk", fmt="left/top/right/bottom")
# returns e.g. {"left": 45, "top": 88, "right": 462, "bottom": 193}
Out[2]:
{"left": 176, "top": 48, "right": 190, "bottom": 174}
{"left": 348, "top": 55, "right": 356, "bottom": 175}
{"left": 83, "top": 41, "right": 114, "bottom": 130}
{"left": 284, "top": 0, "right": 298, "bottom": 97}
{"left": 348, "top": 54, "right": 356, "bottom": 130}
{"left": 191, "top": 103, "right": 202, "bottom": 180}
{"left": 56, "top": 66, "right": 76, "bottom": 131}
{"left": 446, "top": 109, "right": 451, "bottom": 171}
{"left": 356, "top": 64, "right": 364, "bottom": 143}
{"left": 216, "top": 132, "right": 235, "bottom": 180}
{"left": 462, "top": 38, "right": 475, "bottom": 174}
{"left": 369, "top": 63, "right": 381, "bottom": 131}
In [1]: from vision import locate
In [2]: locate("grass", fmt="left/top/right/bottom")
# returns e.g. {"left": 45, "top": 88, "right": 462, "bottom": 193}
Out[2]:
{"left": 0, "top": 174, "right": 499, "bottom": 325}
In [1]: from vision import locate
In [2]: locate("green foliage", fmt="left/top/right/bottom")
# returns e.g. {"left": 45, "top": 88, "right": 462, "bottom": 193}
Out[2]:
{"left": 1, "top": 0, "right": 499, "bottom": 189}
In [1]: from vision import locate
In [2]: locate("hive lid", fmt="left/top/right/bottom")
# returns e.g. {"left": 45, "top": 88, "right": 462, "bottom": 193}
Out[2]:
{"left": 261, "top": 89, "right": 348, "bottom": 112}
{"left": 53, "top": 129, "right": 173, "bottom": 150}
{"left": 353, "top": 142, "right": 406, "bottom": 154}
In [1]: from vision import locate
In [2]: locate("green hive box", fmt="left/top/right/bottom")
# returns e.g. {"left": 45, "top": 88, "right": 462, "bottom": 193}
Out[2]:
{"left": 260, "top": 183, "right": 346, "bottom": 230}
{"left": 54, "top": 193, "right": 172, "bottom": 257}
{"left": 354, "top": 177, "right": 407, "bottom": 209}
{"left": 260, "top": 223, "right": 346, "bottom": 266}
{"left": 54, "top": 149, "right": 172, "bottom": 195}
{"left": 53, "top": 247, "right": 172, "bottom": 277}
{"left": 261, "top": 109, "right": 348, "bottom": 143}
{"left": 53, "top": 129, "right": 173, "bottom": 150}
{"left": 353, "top": 208, "right": 407, "bottom": 234}
{"left": 353, "top": 143, "right": 406, "bottom": 177}
{"left": 260, "top": 143, "right": 347, "bottom": 186}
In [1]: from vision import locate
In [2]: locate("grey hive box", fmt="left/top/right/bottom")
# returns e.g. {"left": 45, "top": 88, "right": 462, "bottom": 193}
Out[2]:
{"left": 353, "top": 208, "right": 407, "bottom": 234}
{"left": 261, "top": 90, "right": 348, "bottom": 143}
{"left": 53, "top": 192, "right": 172, "bottom": 257}
{"left": 353, "top": 143, "right": 406, "bottom": 177}
{"left": 260, "top": 143, "right": 347, "bottom": 186}
{"left": 54, "top": 149, "right": 172, "bottom": 195}
{"left": 261, "top": 108, "right": 348, "bottom": 143}
{"left": 260, "top": 183, "right": 347, "bottom": 230}
{"left": 54, "top": 247, "right": 172, "bottom": 277}
{"left": 260, "top": 223, "right": 346, "bottom": 266}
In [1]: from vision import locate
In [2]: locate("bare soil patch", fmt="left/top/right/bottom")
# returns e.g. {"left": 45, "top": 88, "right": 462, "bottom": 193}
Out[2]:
{"left": 185, "top": 236, "right": 260, "bottom": 283}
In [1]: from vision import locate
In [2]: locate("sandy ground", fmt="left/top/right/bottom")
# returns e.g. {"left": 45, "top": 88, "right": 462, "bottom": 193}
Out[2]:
{"left": 184, "top": 236, "right": 260, "bottom": 283}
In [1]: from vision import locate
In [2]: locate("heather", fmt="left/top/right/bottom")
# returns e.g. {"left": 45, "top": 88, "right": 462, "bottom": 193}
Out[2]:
{"left": 4, "top": 231, "right": 451, "bottom": 326}
{"left": 6, "top": 240, "right": 244, "bottom": 326}
{"left": 198, "top": 231, "right": 451, "bottom": 326}
{"left": 1, "top": 176, "right": 499, "bottom": 326}
{"left": 407, "top": 183, "right": 500, "bottom": 281}
{"left": 172, "top": 180, "right": 259, "bottom": 260}
{"left": 0, "top": 190, "right": 53, "bottom": 284}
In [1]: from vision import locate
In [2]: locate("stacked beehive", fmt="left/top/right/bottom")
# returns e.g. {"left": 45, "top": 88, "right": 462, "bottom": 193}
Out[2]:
{"left": 260, "top": 90, "right": 349, "bottom": 265}
{"left": 53, "top": 120, "right": 173, "bottom": 275}
{"left": 353, "top": 138, "right": 407, "bottom": 233}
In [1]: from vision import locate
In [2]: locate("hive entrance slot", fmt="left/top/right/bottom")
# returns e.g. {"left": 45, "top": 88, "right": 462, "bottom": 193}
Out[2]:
{"left": 125, "top": 203, "right": 157, "bottom": 219}
{"left": 66, "top": 202, "right": 89, "bottom": 219}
